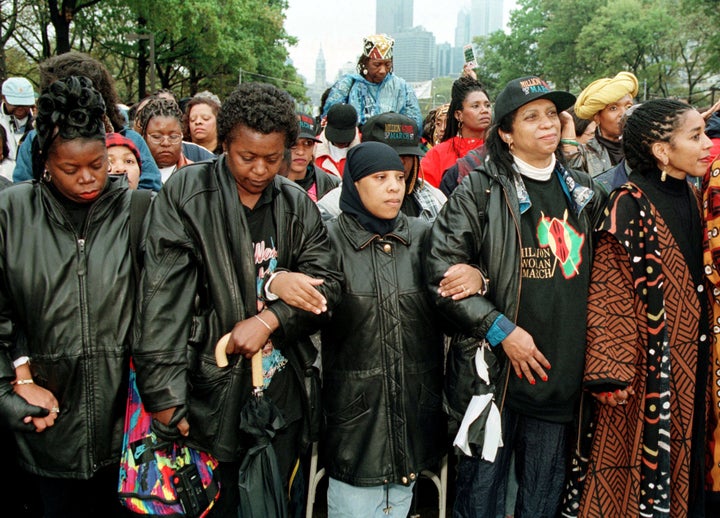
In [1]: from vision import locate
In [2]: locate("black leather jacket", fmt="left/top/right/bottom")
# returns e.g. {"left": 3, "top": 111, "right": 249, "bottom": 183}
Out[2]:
{"left": 0, "top": 177, "right": 137, "bottom": 478}
{"left": 321, "top": 213, "right": 446, "bottom": 486}
{"left": 134, "top": 157, "right": 343, "bottom": 461}
{"left": 424, "top": 158, "right": 607, "bottom": 415}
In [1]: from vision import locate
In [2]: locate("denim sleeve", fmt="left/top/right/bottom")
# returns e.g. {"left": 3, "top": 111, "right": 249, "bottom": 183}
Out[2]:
{"left": 486, "top": 314, "right": 516, "bottom": 347}
{"left": 12, "top": 130, "right": 35, "bottom": 182}
{"left": 123, "top": 128, "right": 162, "bottom": 192}
{"left": 402, "top": 81, "right": 423, "bottom": 132}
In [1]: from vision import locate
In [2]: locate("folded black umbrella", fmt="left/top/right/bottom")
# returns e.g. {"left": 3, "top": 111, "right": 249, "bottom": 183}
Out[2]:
{"left": 215, "top": 337, "right": 288, "bottom": 518}
{"left": 237, "top": 364, "right": 287, "bottom": 518}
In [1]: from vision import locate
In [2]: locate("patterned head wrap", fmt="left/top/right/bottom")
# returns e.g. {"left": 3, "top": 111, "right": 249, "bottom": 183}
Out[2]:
{"left": 574, "top": 71, "right": 639, "bottom": 120}
{"left": 363, "top": 34, "right": 394, "bottom": 60}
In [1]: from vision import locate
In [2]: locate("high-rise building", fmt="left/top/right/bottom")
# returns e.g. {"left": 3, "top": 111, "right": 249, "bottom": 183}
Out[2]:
{"left": 314, "top": 47, "right": 326, "bottom": 87}
{"left": 435, "top": 42, "right": 454, "bottom": 78}
{"left": 454, "top": 7, "right": 471, "bottom": 48}
{"left": 393, "top": 27, "right": 435, "bottom": 82}
{"left": 376, "top": 0, "right": 414, "bottom": 36}
{"left": 471, "top": 0, "right": 504, "bottom": 37}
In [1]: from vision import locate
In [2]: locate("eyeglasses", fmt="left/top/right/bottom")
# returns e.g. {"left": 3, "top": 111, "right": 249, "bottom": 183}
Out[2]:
{"left": 147, "top": 133, "right": 183, "bottom": 145}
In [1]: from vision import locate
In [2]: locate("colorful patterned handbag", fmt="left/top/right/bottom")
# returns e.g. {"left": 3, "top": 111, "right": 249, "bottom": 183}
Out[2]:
{"left": 118, "top": 360, "right": 220, "bottom": 517}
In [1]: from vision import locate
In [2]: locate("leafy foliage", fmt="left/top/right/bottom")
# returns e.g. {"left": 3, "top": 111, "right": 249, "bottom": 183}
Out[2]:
{"left": 2, "top": 0, "right": 307, "bottom": 104}
{"left": 473, "top": 0, "right": 719, "bottom": 104}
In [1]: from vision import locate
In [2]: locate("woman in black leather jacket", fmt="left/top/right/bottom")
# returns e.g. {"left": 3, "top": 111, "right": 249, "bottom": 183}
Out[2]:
{"left": 0, "top": 76, "right": 140, "bottom": 517}
{"left": 135, "top": 82, "right": 342, "bottom": 517}
{"left": 425, "top": 76, "right": 607, "bottom": 518}
{"left": 321, "top": 141, "right": 446, "bottom": 516}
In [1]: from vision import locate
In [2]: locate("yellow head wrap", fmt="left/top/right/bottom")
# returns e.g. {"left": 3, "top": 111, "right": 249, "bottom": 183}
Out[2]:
{"left": 574, "top": 71, "right": 639, "bottom": 120}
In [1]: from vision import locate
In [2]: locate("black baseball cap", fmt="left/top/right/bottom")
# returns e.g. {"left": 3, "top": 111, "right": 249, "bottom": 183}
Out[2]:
{"left": 325, "top": 103, "right": 358, "bottom": 144}
{"left": 493, "top": 76, "right": 576, "bottom": 123}
{"left": 361, "top": 112, "right": 424, "bottom": 157}
{"left": 296, "top": 112, "right": 321, "bottom": 143}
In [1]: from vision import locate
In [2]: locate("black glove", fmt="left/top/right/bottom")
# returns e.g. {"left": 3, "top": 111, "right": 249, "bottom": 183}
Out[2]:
{"left": 0, "top": 382, "right": 50, "bottom": 432}
{"left": 151, "top": 405, "right": 187, "bottom": 443}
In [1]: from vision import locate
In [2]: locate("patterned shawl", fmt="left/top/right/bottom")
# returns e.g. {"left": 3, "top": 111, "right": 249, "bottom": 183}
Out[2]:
{"left": 702, "top": 156, "right": 720, "bottom": 493}
{"left": 600, "top": 185, "right": 672, "bottom": 517}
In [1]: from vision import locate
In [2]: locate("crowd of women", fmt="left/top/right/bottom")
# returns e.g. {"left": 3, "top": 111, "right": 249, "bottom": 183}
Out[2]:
{"left": 0, "top": 31, "right": 720, "bottom": 518}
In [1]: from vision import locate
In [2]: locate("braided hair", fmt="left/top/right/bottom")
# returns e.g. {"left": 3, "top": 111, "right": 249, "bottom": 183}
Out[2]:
{"left": 442, "top": 76, "right": 490, "bottom": 142}
{"left": 32, "top": 76, "right": 106, "bottom": 181}
{"left": 217, "top": 82, "right": 298, "bottom": 149}
{"left": 623, "top": 99, "right": 693, "bottom": 175}
{"left": 138, "top": 97, "right": 184, "bottom": 137}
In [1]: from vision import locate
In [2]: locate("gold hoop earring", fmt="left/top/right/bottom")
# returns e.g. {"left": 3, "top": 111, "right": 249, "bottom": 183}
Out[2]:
{"left": 42, "top": 170, "right": 51, "bottom": 183}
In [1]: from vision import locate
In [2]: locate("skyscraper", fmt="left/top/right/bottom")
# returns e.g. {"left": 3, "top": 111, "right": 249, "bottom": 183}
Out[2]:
{"left": 376, "top": 0, "right": 414, "bottom": 36}
{"left": 393, "top": 27, "right": 435, "bottom": 82}
{"left": 314, "top": 47, "right": 326, "bottom": 87}
{"left": 454, "top": 7, "right": 472, "bottom": 47}
{"left": 471, "top": 0, "right": 505, "bottom": 37}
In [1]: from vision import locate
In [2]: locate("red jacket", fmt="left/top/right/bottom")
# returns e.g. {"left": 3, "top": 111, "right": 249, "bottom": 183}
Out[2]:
{"left": 420, "top": 136, "right": 484, "bottom": 187}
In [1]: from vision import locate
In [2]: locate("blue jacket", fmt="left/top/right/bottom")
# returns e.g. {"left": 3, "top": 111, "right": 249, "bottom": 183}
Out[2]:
{"left": 323, "top": 73, "right": 423, "bottom": 131}
{"left": 13, "top": 128, "right": 162, "bottom": 192}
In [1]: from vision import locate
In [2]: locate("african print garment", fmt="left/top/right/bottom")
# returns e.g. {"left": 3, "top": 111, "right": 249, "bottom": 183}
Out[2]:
{"left": 581, "top": 184, "right": 702, "bottom": 517}
{"left": 702, "top": 156, "right": 720, "bottom": 494}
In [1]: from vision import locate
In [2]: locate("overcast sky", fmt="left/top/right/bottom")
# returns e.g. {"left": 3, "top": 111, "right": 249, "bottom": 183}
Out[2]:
{"left": 284, "top": 0, "right": 517, "bottom": 82}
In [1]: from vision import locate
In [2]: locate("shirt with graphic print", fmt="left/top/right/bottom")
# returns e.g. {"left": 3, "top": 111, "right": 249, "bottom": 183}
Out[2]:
{"left": 505, "top": 175, "right": 591, "bottom": 424}
{"left": 245, "top": 189, "right": 302, "bottom": 425}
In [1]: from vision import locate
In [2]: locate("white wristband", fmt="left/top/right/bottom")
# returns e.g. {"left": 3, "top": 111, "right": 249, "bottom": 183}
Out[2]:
{"left": 264, "top": 271, "right": 287, "bottom": 302}
{"left": 13, "top": 356, "right": 30, "bottom": 368}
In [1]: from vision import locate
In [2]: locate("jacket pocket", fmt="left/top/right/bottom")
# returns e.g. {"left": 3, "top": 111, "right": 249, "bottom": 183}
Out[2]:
{"left": 325, "top": 393, "right": 370, "bottom": 427}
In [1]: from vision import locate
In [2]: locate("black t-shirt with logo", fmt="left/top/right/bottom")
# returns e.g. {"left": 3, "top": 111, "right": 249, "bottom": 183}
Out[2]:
{"left": 244, "top": 188, "right": 302, "bottom": 425}
{"left": 505, "top": 175, "right": 591, "bottom": 423}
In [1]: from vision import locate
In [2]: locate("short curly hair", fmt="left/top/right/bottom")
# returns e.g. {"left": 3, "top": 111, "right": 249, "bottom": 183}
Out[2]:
{"left": 182, "top": 93, "right": 221, "bottom": 150}
{"left": 39, "top": 51, "right": 125, "bottom": 131}
{"left": 32, "top": 75, "right": 106, "bottom": 180}
{"left": 217, "top": 82, "right": 298, "bottom": 148}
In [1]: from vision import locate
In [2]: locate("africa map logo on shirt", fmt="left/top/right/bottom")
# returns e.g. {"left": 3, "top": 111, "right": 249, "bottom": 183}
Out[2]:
{"left": 537, "top": 209, "right": 585, "bottom": 278}
{"left": 522, "top": 210, "right": 585, "bottom": 280}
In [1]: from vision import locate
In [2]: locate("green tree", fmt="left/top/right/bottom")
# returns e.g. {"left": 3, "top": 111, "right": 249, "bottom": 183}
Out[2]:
{"left": 475, "top": 0, "right": 548, "bottom": 97}
{"left": 537, "top": 0, "right": 602, "bottom": 91}
{"left": 123, "top": 0, "right": 304, "bottom": 101}
{"left": 0, "top": 0, "right": 20, "bottom": 79}
{"left": 574, "top": 0, "right": 673, "bottom": 95}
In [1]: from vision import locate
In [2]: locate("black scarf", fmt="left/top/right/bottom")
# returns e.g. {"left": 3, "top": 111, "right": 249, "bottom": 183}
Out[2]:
{"left": 339, "top": 141, "right": 404, "bottom": 236}
{"left": 595, "top": 129, "right": 624, "bottom": 165}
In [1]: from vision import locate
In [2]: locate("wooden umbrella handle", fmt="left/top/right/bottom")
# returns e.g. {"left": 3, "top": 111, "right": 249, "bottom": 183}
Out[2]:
{"left": 215, "top": 333, "right": 231, "bottom": 368}
{"left": 251, "top": 350, "right": 263, "bottom": 389}
{"left": 214, "top": 333, "right": 264, "bottom": 388}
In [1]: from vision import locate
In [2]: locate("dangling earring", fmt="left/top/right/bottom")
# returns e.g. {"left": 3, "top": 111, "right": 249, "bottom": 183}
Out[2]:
{"left": 457, "top": 120, "right": 463, "bottom": 137}
{"left": 362, "top": 68, "right": 368, "bottom": 75}
{"left": 42, "top": 170, "right": 51, "bottom": 183}
{"left": 660, "top": 168, "right": 667, "bottom": 182}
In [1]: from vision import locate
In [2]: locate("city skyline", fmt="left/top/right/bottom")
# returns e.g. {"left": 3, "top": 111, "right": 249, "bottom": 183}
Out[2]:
{"left": 285, "top": 0, "right": 516, "bottom": 84}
